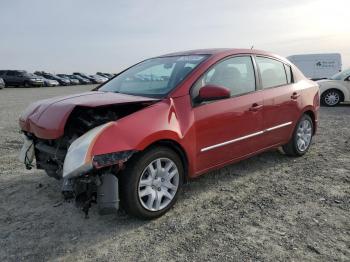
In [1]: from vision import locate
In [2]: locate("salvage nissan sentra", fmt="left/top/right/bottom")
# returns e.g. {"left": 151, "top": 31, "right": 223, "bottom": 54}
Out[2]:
{"left": 19, "top": 49, "right": 319, "bottom": 219}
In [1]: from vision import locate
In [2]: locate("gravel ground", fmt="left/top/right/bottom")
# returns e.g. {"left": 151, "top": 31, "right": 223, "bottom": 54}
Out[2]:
{"left": 0, "top": 86, "right": 349, "bottom": 262}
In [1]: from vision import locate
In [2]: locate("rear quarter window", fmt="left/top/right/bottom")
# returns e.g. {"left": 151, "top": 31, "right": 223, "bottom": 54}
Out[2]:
{"left": 284, "top": 64, "right": 293, "bottom": 84}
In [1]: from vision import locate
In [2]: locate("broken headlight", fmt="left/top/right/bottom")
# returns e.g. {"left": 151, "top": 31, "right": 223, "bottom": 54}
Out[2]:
{"left": 62, "top": 122, "right": 113, "bottom": 179}
{"left": 92, "top": 150, "right": 135, "bottom": 169}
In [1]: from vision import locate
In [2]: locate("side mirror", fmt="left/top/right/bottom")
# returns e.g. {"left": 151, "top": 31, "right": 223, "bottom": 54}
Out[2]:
{"left": 198, "top": 85, "right": 231, "bottom": 102}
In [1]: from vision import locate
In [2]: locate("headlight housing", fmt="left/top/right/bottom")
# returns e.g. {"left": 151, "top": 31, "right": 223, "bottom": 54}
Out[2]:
{"left": 92, "top": 150, "right": 135, "bottom": 169}
{"left": 62, "top": 122, "right": 113, "bottom": 179}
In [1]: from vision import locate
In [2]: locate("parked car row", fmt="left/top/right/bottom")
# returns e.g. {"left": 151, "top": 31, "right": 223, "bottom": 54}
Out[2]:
{"left": 0, "top": 70, "right": 115, "bottom": 88}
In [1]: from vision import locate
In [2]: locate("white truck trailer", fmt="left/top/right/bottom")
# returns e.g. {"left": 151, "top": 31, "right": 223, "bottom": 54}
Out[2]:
{"left": 287, "top": 53, "right": 342, "bottom": 80}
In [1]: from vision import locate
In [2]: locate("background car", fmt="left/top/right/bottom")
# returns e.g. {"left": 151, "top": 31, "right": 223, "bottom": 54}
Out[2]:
{"left": 0, "top": 78, "right": 4, "bottom": 89}
{"left": 317, "top": 68, "right": 350, "bottom": 106}
{"left": 35, "top": 75, "right": 60, "bottom": 87}
{"left": 68, "top": 74, "right": 91, "bottom": 84}
{"left": 57, "top": 74, "right": 80, "bottom": 85}
{"left": 73, "top": 72, "right": 97, "bottom": 83}
{"left": 35, "top": 71, "right": 70, "bottom": 86}
{"left": 89, "top": 74, "right": 108, "bottom": 84}
{"left": 0, "top": 70, "right": 44, "bottom": 87}
{"left": 97, "top": 72, "right": 114, "bottom": 79}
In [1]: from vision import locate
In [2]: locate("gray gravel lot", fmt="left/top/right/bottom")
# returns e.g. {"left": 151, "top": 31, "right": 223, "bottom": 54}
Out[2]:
{"left": 0, "top": 86, "right": 349, "bottom": 261}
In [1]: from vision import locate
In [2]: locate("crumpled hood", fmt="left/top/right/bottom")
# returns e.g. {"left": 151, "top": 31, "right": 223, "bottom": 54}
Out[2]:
{"left": 19, "top": 91, "right": 158, "bottom": 139}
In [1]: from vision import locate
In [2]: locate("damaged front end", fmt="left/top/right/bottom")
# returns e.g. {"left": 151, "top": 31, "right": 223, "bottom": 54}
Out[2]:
{"left": 19, "top": 97, "right": 156, "bottom": 216}
{"left": 20, "top": 120, "right": 136, "bottom": 217}
{"left": 61, "top": 122, "right": 135, "bottom": 217}
{"left": 22, "top": 103, "right": 149, "bottom": 179}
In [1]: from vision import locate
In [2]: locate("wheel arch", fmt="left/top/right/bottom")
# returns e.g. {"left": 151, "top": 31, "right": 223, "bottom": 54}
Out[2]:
{"left": 302, "top": 109, "right": 316, "bottom": 135}
{"left": 141, "top": 139, "right": 189, "bottom": 181}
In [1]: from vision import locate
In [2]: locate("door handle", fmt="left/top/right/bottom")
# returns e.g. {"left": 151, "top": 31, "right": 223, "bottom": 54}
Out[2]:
{"left": 291, "top": 92, "right": 300, "bottom": 100}
{"left": 249, "top": 103, "right": 263, "bottom": 112}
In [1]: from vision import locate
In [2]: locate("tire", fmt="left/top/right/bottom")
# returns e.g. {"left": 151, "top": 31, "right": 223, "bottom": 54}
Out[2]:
{"left": 120, "top": 146, "right": 184, "bottom": 219}
{"left": 321, "top": 89, "right": 342, "bottom": 107}
{"left": 282, "top": 114, "right": 314, "bottom": 157}
{"left": 24, "top": 82, "right": 30, "bottom": 88}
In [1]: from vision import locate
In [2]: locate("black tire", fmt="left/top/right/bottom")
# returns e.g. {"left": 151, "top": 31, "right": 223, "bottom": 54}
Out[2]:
{"left": 282, "top": 114, "right": 314, "bottom": 157}
{"left": 120, "top": 146, "right": 184, "bottom": 219}
{"left": 321, "top": 89, "right": 342, "bottom": 107}
{"left": 24, "top": 82, "right": 30, "bottom": 88}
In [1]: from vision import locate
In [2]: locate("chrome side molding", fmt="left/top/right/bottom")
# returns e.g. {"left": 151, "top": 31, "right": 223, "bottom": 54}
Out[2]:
{"left": 201, "top": 121, "right": 292, "bottom": 152}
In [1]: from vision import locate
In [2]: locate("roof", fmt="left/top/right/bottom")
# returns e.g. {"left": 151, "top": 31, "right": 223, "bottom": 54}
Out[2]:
{"left": 158, "top": 48, "right": 271, "bottom": 57}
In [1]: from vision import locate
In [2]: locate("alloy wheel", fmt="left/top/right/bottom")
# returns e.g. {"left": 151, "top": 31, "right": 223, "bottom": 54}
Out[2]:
{"left": 138, "top": 158, "right": 179, "bottom": 211}
{"left": 296, "top": 119, "right": 312, "bottom": 152}
{"left": 324, "top": 91, "right": 340, "bottom": 106}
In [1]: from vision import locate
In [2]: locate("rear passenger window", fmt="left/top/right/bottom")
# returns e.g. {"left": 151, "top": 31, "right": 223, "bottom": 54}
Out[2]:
{"left": 256, "top": 57, "right": 287, "bottom": 88}
{"left": 284, "top": 64, "right": 293, "bottom": 84}
{"left": 192, "top": 56, "right": 256, "bottom": 98}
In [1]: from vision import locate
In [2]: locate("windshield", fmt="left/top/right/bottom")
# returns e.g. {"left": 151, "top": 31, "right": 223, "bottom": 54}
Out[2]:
{"left": 331, "top": 69, "right": 350, "bottom": 80}
{"left": 98, "top": 55, "right": 208, "bottom": 98}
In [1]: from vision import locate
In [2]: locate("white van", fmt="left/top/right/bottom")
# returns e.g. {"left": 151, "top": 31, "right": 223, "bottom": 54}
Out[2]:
{"left": 287, "top": 53, "right": 342, "bottom": 80}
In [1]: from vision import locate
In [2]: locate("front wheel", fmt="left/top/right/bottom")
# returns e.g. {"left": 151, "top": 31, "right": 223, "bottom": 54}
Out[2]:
{"left": 120, "top": 146, "right": 184, "bottom": 219}
{"left": 282, "top": 114, "right": 314, "bottom": 156}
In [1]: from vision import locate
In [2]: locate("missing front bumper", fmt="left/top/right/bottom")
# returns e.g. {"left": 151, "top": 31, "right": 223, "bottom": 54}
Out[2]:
{"left": 62, "top": 173, "right": 119, "bottom": 217}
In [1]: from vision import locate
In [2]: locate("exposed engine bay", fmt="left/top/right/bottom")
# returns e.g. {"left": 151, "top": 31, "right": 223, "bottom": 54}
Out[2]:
{"left": 29, "top": 103, "right": 146, "bottom": 179}
{"left": 21, "top": 101, "right": 154, "bottom": 217}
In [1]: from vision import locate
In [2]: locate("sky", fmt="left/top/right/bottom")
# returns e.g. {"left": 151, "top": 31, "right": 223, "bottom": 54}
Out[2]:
{"left": 0, "top": 0, "right": 348, "bottom": 74}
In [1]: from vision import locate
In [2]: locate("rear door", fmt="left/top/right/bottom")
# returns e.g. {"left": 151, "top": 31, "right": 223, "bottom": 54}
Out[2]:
{"left": 255, "top": 56, "right": 301, "bottom": 147}
{"left": 192, "top": 55, "right": 265, "bottom": 173}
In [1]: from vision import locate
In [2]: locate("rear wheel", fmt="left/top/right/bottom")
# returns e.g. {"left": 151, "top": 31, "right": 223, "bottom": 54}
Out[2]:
{"left": 24, "top": 82, "right": 30, "bottom": 88}
{"left": 120, "top": 146, "right": 184, "bottom": 219}
{"left": 321, "top": 89, "right": 341, "bottom": 106}
{"left": 282, "top": 114, "right": 314, "bottom": 156}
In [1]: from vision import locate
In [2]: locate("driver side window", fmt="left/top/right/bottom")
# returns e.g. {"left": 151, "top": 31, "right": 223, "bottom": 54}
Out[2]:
{"left": 192, "top": 56, "right": 256, "bottom": 99}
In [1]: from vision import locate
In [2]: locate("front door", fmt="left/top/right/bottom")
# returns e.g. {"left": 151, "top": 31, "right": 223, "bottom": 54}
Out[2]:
{"left": 191, "top": 56, "right": 264, "bottom": 173}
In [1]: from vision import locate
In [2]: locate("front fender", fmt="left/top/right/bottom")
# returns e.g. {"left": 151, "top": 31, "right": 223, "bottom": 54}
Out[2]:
{"left": 89, "top": 99, "right": 184, "bottom": 157}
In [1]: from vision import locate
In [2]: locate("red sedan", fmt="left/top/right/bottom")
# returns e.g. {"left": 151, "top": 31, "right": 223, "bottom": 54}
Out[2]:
{"left": 19, "top": 49, "right": 319, "bottom": 219}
